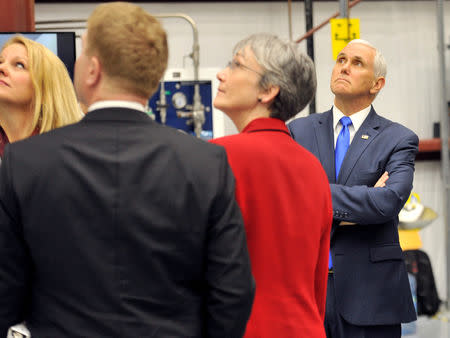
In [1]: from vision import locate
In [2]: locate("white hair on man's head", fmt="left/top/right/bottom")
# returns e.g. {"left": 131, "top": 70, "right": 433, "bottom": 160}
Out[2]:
{"left": 348, "top": 39, "right": 387, "bottom": 78}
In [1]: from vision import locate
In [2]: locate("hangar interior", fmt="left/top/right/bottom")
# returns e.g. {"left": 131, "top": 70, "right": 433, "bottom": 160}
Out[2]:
{"left": 2, "top": 0, "right": 450, "bottom": 336}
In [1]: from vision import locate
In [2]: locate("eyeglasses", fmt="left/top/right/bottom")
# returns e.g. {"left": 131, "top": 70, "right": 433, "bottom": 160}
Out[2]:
{"left": 226, "top": 60, "right": 264, "bottom": 77}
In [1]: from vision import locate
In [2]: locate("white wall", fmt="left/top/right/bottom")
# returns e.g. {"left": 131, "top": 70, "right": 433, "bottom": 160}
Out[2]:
{"left": 35, "top": 1, "right": 450, "bottom": 301}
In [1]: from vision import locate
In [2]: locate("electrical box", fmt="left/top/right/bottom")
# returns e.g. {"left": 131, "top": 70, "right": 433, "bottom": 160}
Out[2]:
{"left": 148, "top": 67, "right": 237, "bottom": 140}
{"left": 330, "top": 18, "right": 360, "bottom": 60}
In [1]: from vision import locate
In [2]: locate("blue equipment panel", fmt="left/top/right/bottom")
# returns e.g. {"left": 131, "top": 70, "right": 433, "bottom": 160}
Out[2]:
{"left": 148, "top": 80, "right": 213, "bottom": 139}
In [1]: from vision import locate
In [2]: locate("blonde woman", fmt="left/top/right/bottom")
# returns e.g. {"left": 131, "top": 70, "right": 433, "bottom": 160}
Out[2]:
{"left": 0, "top": 35, "right": 81, "bottom": 156}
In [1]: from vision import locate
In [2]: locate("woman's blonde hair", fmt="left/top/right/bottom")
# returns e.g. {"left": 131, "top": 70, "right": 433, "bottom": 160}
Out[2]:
{"left": 2, "top": 35, "right": 82, "bottom": 135}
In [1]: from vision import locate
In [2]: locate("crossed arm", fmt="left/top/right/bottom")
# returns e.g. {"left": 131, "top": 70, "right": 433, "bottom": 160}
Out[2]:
{"left": 339, "top": 171, "right": 388, "bottom": 226}
{"left": 333, "top": 132, "right": 418, "bottom": 226}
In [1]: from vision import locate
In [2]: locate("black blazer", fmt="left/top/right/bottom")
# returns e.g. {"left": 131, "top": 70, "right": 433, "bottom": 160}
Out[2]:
{"left": 0, "top": 108, "right": 255, "bottom": 337}
{"left": 288, "top": 107, "right": 418, "bottom": 326}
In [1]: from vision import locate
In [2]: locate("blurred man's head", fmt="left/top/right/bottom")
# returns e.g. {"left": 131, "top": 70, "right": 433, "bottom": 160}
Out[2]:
{"left": 74, "top": 2, "right": 168, "bottom": 107}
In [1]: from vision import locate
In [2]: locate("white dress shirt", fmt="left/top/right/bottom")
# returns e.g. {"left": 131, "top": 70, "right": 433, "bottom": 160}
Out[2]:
{"left": 88, "top": 100, "right": 148, "bottom": 113}
{"left": 333, "top": 105, "right": 372, "bottom": 148}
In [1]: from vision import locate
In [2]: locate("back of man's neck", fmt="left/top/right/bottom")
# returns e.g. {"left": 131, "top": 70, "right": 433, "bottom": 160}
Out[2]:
{"left": 91, "top": 92, "right": 148, "bottom": 107}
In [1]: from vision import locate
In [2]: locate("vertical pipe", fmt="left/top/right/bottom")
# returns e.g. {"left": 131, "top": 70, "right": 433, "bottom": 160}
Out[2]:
{"left": 288, "top": 0, "right": 293, "bottom": 41}
{"left": 305, "top": 0, "right": 316, "bottom": 114}
{"left": 340, "top": 0, "right": 349, "bottom": 18}
{"left": 436, "top": 0, "right": 450, "bottom": 310}
{"left": 159, "top": 82, "right": 167, "bottom": 124}
{"left": 339, "top": 0, "right": 350, "bottom": 51}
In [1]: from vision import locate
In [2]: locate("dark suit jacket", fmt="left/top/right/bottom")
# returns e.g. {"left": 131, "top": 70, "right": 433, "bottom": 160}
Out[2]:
{"left": 0, "top": 108, "right": 255, "bottom": 337}
{"left": 212, "top": 118, "right": 332, "bottom": 338}
{"left": 288, "top": 107, "right": 418, "bottom": 326}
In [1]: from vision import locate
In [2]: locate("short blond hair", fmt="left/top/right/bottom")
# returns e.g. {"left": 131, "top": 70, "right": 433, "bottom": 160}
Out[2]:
{"left": 86, "top": 2, "right": 168, "bottom": 98}
{"left": 2, "top": 35, "right": 81, "bottom": 135}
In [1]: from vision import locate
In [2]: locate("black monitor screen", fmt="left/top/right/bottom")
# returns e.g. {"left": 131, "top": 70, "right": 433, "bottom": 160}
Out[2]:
{"left": 0, "top": 32, "right": 76, "bottom": 80}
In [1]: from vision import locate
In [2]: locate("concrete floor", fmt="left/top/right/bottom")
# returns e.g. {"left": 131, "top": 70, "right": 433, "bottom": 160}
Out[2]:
{"left": 402, "top": 313, "right": 450, "bottom": 338}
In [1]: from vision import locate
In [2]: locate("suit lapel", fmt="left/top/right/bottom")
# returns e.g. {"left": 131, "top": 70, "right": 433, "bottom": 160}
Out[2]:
{"left": 337, "top": 107, "right": 381, "bottom": 184}
{"left": 314, "top": 110, "right": 336, "bottom": 183}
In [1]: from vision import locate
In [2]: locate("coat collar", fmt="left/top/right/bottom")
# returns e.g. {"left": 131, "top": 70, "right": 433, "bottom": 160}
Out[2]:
{"left": 242, "top": 117, "right": 290, "bottom": 136}
{"left": 337, "top": 106, "right": 382, "bottom": 184}
{"left": 314, "top": 106, "right": 383, "bottom": 184}
{"left": 81, "top": 107, "right": 153, "bottom": 123}
{"left": 87, "top": 100, "right": 147, "bottom": 113}
{"left": 314, "top": 109, "right": 336, "bottom": 182}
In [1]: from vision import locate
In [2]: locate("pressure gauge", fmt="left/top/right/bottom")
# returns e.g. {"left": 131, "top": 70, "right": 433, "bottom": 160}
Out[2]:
{"left": 172, "top": 92, "right": 187, "bottom": 109}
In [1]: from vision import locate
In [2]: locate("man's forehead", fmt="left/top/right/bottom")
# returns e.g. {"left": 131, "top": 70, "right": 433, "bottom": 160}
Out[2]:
{"left": 339, "top": 43, "right": 375, "bottom": 60}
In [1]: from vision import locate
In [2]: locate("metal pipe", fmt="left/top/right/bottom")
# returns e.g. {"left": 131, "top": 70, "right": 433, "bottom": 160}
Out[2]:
{"left": 340, "top": 0, "right": 350, "bottom": 43}
{"left": 35, "top": 19, "right": 85, "bottom": 34}
{"left": 288, "top": 0, "right": 293, "bottom": 41}
{"left": 436, "top": 0, "right": 450, "bottom": 311}
{"left": 159, "top": 81, "right": 167, "bottom": 124}
{"left": 155, "top": 14, "right": 200, "bottom": 83}
{"left": 295, "top": 0, "right": 362, "bottom": 44}
{"left": 304, "top": 0, "right": 316, "bottom": 114}
{"left": 36, "top": 13, "right": 200, "bottom": 82}
{"left": 156, "top": 14, "right": 203, "bottom": 137}
{"left": 340, "top": 0, "right": 349, "bottom": 19}
{"left": 36, "top": 14, "right": 206, "bottom": 138}
{"left": 36, "top": 19, "right": 85, "bottom": 25}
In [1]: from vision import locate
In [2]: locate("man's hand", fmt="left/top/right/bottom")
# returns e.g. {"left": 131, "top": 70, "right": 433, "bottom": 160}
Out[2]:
{"left": 374, "top": 171, "right": 389, "bottom": 188}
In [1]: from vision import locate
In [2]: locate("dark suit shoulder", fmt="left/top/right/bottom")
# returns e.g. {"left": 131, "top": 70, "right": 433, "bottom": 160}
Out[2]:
{"left": 7, "top": 119, "right": 228, "bottom": 179}
{"left": 288, "top": 111, "right": 327, "bottom": 129}
{"left": 7, "top": 122, "right": 79, "bottom": 153}
{"left": 154, "top": 123, "right": 227, "bottom": 160}
{"left": 374, "top": 114, "right": 418, "bottom": 142}
{"left": 12, "top": 118, "right": 223, "bottom": 153}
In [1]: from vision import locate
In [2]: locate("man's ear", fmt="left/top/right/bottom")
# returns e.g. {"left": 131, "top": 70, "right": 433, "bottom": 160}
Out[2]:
{"left": 370, "top": 77, "right": 385, "bottom": 95}
{"left": 86, "top": 56, "right": 101, "bottom": 87}
{"left": 259, "top": 85, "right": 280, "bottom": 104}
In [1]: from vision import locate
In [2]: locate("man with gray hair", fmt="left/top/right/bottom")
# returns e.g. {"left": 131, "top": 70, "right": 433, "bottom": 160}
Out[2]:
{"left": 0, "top": 2, "right": 254, "bottom": 336}
{"left": 288, "top": 39, "right": 418, "bottom": 337}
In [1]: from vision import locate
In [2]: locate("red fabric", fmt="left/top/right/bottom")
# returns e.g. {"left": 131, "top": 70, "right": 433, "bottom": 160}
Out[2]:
{"left": 211, "top": 118, "right": 332, "bottom": 338}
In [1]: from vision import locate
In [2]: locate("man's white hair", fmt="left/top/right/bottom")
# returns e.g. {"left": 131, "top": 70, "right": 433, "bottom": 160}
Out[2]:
{"left": 348, "top": 39, "right": 387, "bottom": 78}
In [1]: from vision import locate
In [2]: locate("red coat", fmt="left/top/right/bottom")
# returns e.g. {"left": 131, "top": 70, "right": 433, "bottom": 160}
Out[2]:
{"left": 211, "top": 118, "right": 332, "bottom": 338}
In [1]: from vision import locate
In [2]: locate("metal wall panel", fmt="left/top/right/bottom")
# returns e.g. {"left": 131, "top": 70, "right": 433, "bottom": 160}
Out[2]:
{"left": 35, "top": 0, "right": 449, "bottom": 301}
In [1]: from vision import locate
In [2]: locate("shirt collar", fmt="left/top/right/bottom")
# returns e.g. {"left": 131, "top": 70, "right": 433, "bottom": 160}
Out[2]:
{"left": 332, "top": 104, "right": 371, "bottom": 133}
{"left": 87, "top": 100, "right": 147, "bottom": 113}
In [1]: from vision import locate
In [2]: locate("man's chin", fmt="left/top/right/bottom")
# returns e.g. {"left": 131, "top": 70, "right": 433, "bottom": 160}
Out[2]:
{"left": 331, "top": 87, "right": 350, "bottom": 97}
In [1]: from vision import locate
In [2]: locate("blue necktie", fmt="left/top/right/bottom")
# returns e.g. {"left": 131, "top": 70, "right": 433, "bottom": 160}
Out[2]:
{"left": 335, "top": 116, "right": 352, "bottom": 180}
{"left": 329, "top": 116, "right": 352, "bottom": 269}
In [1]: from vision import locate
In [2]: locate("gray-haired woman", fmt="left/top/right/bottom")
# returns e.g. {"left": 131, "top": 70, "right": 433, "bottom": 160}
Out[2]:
{"left": 211, "top": 33, "right": 332, "bottom": 338}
